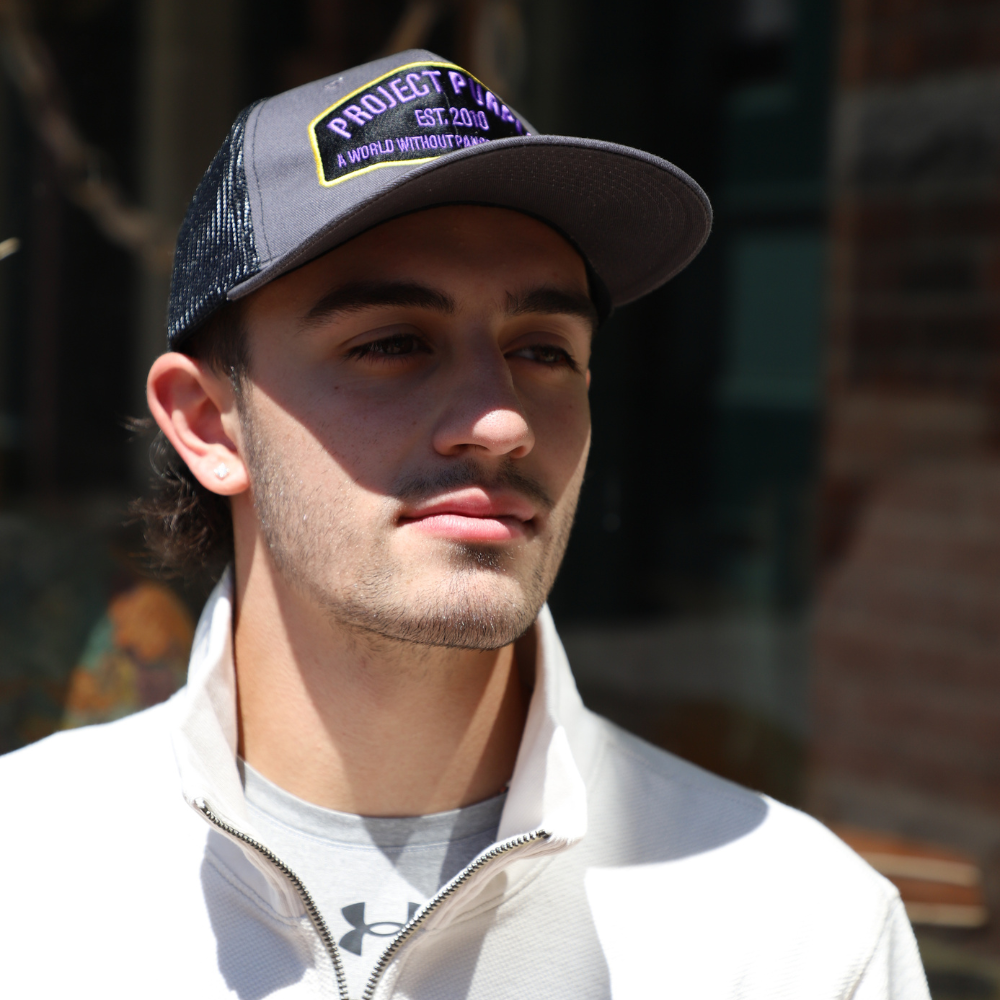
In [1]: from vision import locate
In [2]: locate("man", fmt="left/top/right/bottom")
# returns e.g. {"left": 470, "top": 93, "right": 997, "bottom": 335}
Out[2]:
{"left": 1, "top": 50, "right": 927, "bottom": 999}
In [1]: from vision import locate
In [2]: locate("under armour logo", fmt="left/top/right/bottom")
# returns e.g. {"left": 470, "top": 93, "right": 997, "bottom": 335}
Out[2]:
{"left": 339, "top": 902, "right": 420, "bottom": 956}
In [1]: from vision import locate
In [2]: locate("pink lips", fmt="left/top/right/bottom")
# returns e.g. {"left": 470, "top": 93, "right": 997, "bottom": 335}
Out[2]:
{"left": 398, "top": 488, "right": 536, "bottom": 542}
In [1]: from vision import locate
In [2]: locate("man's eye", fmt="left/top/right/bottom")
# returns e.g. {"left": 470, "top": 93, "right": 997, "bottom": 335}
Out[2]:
{"left": 349, "top": 333, "right": 427, "bottom": 361}
{"left": 509, "top": 344, "right": 579, "bottom": 371}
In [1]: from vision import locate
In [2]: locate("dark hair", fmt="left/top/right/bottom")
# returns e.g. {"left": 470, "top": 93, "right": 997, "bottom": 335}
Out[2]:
{"left": 130, "top": 303, "right": 248, "bottom": 582}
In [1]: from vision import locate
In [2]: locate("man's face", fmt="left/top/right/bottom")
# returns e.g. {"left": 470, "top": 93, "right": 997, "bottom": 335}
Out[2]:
{"left": 236, "top": 205, "right": 593, "bottom": 649}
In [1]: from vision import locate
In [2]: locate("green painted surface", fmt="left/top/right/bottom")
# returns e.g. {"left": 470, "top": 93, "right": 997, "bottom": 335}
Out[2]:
{"left": 719, "top": 230, "right": 827, "bottom": 411}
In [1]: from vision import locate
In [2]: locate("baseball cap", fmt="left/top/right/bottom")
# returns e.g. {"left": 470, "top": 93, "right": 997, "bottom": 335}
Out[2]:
{"left": 166, "top": 49, "right": 712, "bottom": 350}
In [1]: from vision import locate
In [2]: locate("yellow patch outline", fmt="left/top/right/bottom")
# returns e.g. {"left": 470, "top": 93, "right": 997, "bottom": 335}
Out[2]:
{"left": 308, "top": 60, "right": 497, "bottom": 188}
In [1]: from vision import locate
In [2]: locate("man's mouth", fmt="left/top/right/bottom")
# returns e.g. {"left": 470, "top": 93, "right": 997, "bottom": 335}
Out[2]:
{"left": 397, "top": 488, "right": 537, "bottom": 542}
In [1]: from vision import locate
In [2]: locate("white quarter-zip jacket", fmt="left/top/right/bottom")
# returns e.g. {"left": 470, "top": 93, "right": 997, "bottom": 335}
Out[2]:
{"left": 0, "top": 571, "right": 929, "bottom": 998}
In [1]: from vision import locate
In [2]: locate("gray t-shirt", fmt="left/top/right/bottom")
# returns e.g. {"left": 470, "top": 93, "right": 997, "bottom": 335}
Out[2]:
{"left": 241, "top": 761, "right": 505, "bottom": 998}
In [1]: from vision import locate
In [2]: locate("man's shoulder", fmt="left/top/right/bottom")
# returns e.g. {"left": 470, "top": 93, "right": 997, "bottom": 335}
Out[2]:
{"left": 583, "top": 710, "right": 890, "bottom": 895}
{"left": 0, "top": 696, "right": 181, "bottom": 818}
{"left": 0, "top": 693, "right": 206, "bottom": 910}
{"left": 564, "top": 713, "right": 924, "bottom": 998}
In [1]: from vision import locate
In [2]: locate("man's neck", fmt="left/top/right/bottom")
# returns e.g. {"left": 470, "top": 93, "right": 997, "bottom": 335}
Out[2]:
{"left": 231, "top": 542, "right": 530, "bottom": 817}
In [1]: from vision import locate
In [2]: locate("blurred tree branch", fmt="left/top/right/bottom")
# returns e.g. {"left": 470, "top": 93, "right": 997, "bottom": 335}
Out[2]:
{"left": 0, "top": 0, "right": 176, "bottom": 274}
{"left": 0, "top": 0, "right": 526, "bottom": 275}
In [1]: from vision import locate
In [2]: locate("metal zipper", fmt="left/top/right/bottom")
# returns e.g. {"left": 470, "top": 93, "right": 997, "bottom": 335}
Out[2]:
{"left": 198, "top": 800, "right": 351, "bottom": 1000}
{"left": 199, "top": 798, "right": 548, "bottom": 1000}
{"left": 359, "top": 828, "right": 549, "bottom": 1000}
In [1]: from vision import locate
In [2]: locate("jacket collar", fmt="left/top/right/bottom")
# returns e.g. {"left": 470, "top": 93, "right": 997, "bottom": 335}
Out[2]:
{"left": 171, "top": 567, "right": 590, "bottom": 855}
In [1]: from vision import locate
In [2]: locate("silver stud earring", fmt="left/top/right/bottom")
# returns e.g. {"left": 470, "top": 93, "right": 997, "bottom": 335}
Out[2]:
{"left": 213, "top": 463, "right": 230, "bottom": 480}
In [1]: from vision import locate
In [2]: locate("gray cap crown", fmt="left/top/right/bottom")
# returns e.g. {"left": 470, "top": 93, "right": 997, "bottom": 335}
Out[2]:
{"left": 167, "top": 49, "right": 712, "bottom": 350}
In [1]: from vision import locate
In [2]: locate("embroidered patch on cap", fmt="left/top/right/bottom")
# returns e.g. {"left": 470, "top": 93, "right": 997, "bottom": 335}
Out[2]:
{"left": 309, "top": 61, "right": 528, "bottom": 187}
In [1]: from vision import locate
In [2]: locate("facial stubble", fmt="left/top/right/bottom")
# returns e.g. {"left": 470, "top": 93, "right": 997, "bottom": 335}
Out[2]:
{"left": 238, "top": 395, "right": 580, "bottom": 650}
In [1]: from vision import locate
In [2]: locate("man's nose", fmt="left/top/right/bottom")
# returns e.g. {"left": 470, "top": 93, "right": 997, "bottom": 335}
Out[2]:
{"left": 431, "top": 345, "right": 535, "bottom": 459}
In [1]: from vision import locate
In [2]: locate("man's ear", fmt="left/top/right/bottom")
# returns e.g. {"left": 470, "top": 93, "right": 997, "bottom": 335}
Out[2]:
{"left": 147, "top": 352, "right": 249, "bottom": 496}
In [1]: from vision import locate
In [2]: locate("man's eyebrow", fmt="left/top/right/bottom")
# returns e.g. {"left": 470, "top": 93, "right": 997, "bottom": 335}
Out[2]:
{"left": 505, "top": 287, "right": 599, "bottom": 332}
{"left": 305, "top": 281, "right": 455, "bottom": 322}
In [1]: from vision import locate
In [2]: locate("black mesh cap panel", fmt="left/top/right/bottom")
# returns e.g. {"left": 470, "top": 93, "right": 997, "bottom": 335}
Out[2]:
{"left": 166, "top": 101, "right": 263, "bottom": 349}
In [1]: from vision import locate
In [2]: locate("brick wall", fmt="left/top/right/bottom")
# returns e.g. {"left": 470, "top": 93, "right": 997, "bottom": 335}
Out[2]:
{"left": 810, "top": 0, "right": 1000, "bottom": 872}
{"left": 813, "top": 463, "right": 1000, "bottom": 812}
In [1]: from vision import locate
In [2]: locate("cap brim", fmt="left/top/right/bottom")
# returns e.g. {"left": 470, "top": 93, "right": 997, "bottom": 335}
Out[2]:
{"left": 228, "top": 134, "right": 711, "bottom": 309}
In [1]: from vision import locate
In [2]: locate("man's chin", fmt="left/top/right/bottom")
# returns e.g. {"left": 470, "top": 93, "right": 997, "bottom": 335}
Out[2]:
{"left": 329, "top": 576, "right": 541, "bottom": 650}
{"left": 343, "top": 607, "right": 537, "bottom": 650}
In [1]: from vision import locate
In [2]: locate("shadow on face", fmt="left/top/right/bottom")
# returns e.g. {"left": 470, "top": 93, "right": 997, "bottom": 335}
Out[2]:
{"left": 229, "top": 206, "right": 596, "bottom": 647}
{"left": 239, "top": 205, "right": 594, "bottom": 511}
